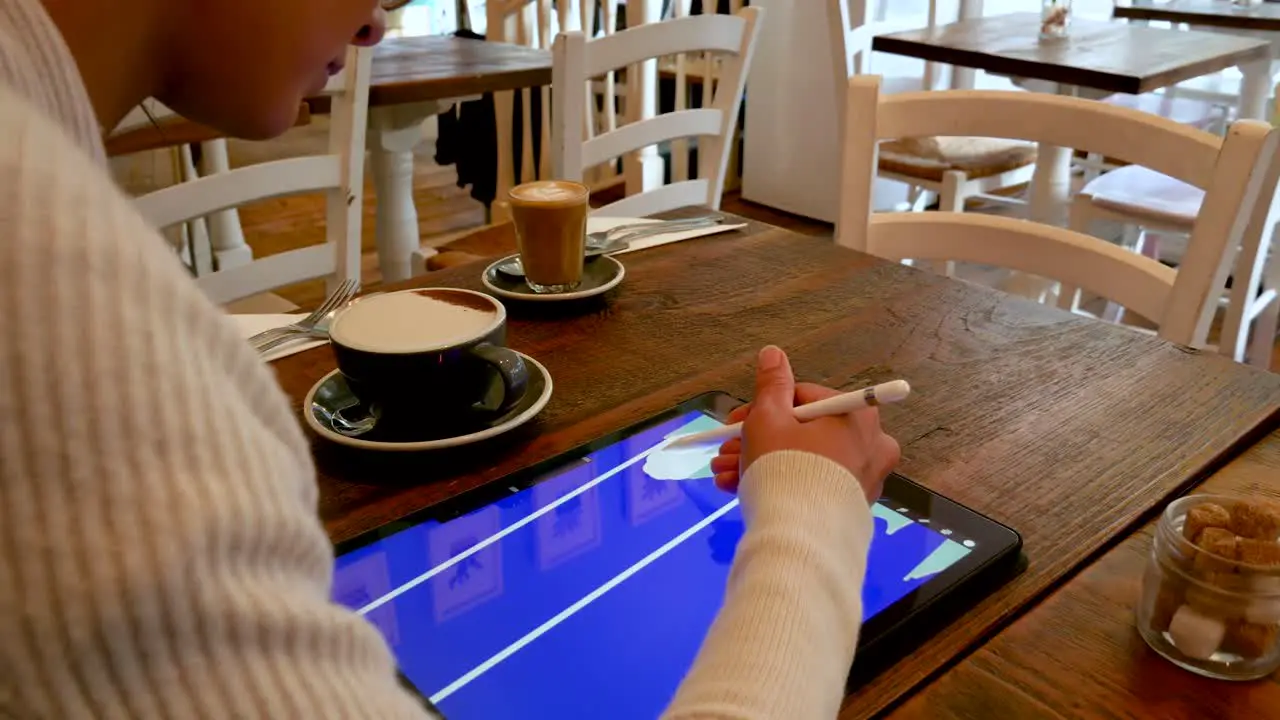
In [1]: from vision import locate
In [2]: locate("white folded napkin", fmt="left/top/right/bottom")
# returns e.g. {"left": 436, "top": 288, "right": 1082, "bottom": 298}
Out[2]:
{"left": 230, "top": 313, "right": 328, "bottom": 363}
{"left": 586, "top": 216, "right": 747, "bottom": 255}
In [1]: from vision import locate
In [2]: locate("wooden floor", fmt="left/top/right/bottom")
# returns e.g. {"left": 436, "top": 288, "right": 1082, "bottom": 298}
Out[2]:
{"left": 165, "top": 122, "right": 1277, "bottom": 373}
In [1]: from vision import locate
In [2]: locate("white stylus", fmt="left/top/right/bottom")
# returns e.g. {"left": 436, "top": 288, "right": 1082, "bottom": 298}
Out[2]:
{"left": 664, "top": 380, "right": 912, "bottom": 449}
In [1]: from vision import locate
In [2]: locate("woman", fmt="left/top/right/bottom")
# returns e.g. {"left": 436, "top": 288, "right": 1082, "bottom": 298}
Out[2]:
{"left": 0, "top": 0, "right": 900, "bottom": 717}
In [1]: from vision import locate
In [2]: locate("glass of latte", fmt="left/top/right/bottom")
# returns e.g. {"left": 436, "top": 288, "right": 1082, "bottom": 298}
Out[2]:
{"left": 508, "top": 180, "right": 590, "bottom": 293}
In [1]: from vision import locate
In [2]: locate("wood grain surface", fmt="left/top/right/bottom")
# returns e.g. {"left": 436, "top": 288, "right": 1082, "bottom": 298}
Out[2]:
{"left": 270, "top": 217, "right": 1280, "bottom": 717}
{"left": 889, "top": 431, "right": 1280, "bottom": 720}
{"left": 872, "top": 13, "right": 1269, "bottom": 95}
{"left": 1115, "top": 1, "right": 1280, "bottom": 32}
{"left": 367, "top": 36, "right": 551, "bottom": 107}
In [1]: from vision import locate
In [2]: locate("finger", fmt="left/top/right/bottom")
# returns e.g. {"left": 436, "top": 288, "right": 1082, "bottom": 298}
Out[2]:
{"left": 727, "top": 403, "right": 751, "bottom": 424}
{"left": 751, "top": 345, "right": 796, "bottom": 423}
{"left": 710, "top": 454, "right": 739, "bottom": 475}
{"left": 714, "top": 472, "right": 740, "bottom": 493}
{"left": 718, "top": 437, "right": 742, "bottom": 456}
{"left": 794, "top": 382, "right": 842, "bottom": 405}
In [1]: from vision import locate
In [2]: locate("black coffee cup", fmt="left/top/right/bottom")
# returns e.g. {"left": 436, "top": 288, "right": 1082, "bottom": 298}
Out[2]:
{"left": 328, "top": 288, "right": 528, "bottom": 419}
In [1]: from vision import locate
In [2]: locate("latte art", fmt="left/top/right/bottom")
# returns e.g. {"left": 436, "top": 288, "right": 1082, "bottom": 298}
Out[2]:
{"left": 508, "top": 180, "right": 589, "bottom": 206}
{"left": 329, "top": 289, "right": 500, "bottom": 353}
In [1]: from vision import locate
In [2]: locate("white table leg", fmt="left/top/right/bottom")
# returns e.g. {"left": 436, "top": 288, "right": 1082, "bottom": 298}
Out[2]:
{"left": 1024, "top": 80, "right": 1075, "bottom": 228}
{"left": 951, "top": 0, "right": 984, "bottom": 91}
{"left": 367, "top": 101, "right": 447, "bottom": 283}
{"left": 197, "top": 139, "right": 253, "bottom": 270}
{"left": 1238, "top": 57, "right": 1272, "bottom": 121}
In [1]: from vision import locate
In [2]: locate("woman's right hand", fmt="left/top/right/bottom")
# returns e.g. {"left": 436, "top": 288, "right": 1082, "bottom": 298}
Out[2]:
{"left": 709, "top": 346, "right": 901, "bottom": 503}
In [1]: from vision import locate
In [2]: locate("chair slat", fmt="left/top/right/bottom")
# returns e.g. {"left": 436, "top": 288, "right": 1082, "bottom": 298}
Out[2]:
{"left": 136, "top": 155, "right": 342, "bottom": 230}
{"left": 583, "top": 108, "right": 722, "bottom": 168}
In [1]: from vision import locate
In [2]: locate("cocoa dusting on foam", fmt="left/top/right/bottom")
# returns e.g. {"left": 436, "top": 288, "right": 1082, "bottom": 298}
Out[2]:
{"left": 412, "top": 288, "right": 497, "bottom": 313}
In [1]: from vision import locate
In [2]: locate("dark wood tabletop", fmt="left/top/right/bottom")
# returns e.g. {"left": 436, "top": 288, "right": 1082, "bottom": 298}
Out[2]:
{"left": 872, "top": 13, "right": 1271, "bottom": 95}
{"left": 308, "top": 36, "right": 551, "bottom": 110}
{"left": 271, "top": 215, "right": 1280, "bottom": 717}
{"left": 1115, "top": 1, "right": 1280, "bottom": 32}
{"left": 890, "top": 430, "right": 1280, "bottom": 719}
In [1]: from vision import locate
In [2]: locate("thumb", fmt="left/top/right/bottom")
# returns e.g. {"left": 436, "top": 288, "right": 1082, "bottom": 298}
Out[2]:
{"left": 753, "top": 345, "right": 796, "bottom": 422}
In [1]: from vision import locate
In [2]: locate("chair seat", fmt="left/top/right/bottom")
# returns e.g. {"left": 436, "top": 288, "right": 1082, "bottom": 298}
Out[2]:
{"left": 1080, "top": 165, "right": 1203, "bottom": 227}
{"left": 878, "top": 136, "right": 1037, "bottom": 182}
{"left": 1102, "top": 93, "right": 1228, "bottom": 131}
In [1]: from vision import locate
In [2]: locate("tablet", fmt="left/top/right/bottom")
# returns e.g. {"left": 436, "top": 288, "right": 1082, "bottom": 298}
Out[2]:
{"left": 332, "top": 392, "right": 1022, "bottom": 718}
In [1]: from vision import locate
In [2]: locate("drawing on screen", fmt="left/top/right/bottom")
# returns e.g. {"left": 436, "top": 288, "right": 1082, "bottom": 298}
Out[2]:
{"left": 428, "top": 506, "right": 505, "bottom": 623}
{"left": 534, "top": 472, "right": 602, "bottom": 570}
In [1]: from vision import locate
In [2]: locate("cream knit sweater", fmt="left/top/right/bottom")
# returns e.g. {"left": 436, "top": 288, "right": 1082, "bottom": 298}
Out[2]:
{"left": 0, "top": 2, "right": 872, "bottom": 717}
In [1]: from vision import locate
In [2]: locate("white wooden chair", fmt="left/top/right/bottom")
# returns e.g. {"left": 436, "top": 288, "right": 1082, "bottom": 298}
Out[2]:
{"left": 828, "top": 0, "right": 1037, "bottom": 216}
{"left": 663, "top": 0, "right": 745, "bottom": 192}
{"left": 488, "top": 0, "right": 630, "bottom": 222}
{"left": 132, "top": 46, "right": 373, "bottom": 305}
{"left": 552, "top": 8, "right": 762, "bottom": 217}
{"left": 838, "top": 75, "right": 1280, "bottom": 355}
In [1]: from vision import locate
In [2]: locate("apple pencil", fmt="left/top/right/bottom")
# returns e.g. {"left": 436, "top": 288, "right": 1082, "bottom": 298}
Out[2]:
{"left": 665, "top": 380, "right": 911, "bottom": 449}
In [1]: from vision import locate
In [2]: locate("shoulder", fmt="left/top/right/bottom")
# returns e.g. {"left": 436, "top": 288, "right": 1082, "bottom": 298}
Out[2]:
{"left": 0, "top": 83, "right": 308, "bottom": 454}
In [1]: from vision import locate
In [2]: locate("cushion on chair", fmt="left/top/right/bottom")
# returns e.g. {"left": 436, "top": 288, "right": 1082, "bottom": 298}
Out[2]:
{"left": 1079, "top": 165, "right": 1203, "bottom": 227}
{"left": 877, "top": 136, "right": 1037, "bottom": 182}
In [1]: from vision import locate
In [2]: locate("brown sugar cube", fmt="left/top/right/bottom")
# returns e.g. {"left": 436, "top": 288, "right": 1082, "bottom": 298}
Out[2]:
{"left": 1193, "top": 527, "right": 1239, "bottom": 574}
{"left": 1221, "top": 619, "right": 1280, "bottom": 659}
{"left": 1237, "top": 538, "right": 1280, "bottom": 568}
{"left": 1185, "top": 503, "right": 1232, "bottom": 542}
{"left": 1229, "top": 500, "right": 1280, "bottom": 541}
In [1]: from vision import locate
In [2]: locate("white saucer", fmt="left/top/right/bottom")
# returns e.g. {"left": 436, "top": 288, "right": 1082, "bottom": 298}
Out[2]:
{"left": 482, "top": 255, "right": 625, "bottom": 302}
{"left": 303, "top": 352, "right": 553, "bottom": 452}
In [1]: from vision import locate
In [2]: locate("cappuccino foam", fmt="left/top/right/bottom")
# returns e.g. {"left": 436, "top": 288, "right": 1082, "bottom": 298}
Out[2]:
{"left": 330, "top": 290, "right": 499, "bottom": 353}
{"left": 509, "top": 180, "right": 588, "bottom": 207}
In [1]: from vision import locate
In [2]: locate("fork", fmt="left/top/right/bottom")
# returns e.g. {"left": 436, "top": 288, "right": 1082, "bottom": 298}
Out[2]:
{"left": 246, "top": 278, "right": 360, "bottom": 348}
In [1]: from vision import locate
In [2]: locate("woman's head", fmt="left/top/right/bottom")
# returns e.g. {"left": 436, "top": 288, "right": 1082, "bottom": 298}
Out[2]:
{"left": 155, "top": 0, "right": 386, "bottom": 139}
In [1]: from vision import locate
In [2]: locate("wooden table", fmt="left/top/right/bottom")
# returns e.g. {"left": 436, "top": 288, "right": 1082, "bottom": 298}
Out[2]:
{"left": 1115, "top": 1, "right": 1280, "bottom": 32}
{"left": 356, "top": 36, "right": 552, "bottom": 283}
{"left": 890, "top": 430, "right": 1280, "bottom": 719}
{"left": 271, "top": 216, "right": 1280, "bottom": 716}
{"left": 872, "top": 13, "right": 1271, "bottom": 227}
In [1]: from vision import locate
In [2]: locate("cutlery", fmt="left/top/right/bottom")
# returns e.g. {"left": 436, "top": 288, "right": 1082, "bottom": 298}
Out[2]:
{"left": 585, "top": 214, "right": 723, "bottom": 246}
{"left": 497, "top": 217, "right": 723, "bottom": 278}
{"left": 256, "top": 326, "right": 330, "bottom": 355}
{"left": 245, "top": 278, "right": 359, "bottom": 348}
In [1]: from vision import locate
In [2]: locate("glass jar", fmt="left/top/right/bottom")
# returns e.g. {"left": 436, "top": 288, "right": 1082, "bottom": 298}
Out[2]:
{"left": 1137, "top": 495, "right": 1280, "bottom": 681}
{"left": 1040, "top": 0, "right": 1072, "bottom": 40}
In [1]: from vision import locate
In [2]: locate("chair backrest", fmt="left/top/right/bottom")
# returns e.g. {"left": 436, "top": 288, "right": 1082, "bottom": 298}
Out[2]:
{"left": 827, "top": 0, "right": 945, "bottom": 91}
{"left": 666, "top": 0, "right": 746, "bottom": 185}
{"left": 552, "top": 8, "right": 763, "bottom": 217}
{"left": 132, "top": 46, "right": 372, "bottom": 305}
{"left": 838, "top": 75, "right": 1280, "bottom": 349}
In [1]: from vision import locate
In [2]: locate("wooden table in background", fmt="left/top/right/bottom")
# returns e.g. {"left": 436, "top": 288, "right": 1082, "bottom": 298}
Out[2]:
{"left": 310, "top": 36, "right": 553, "bottom": 284}
{"left": 271, "top": 215, "right": 1280, "bottom": 717}
{"left": 872, "top": 14, "right": 1271, "bottom": 227}
{"left": 1115, "top": 1, "right": 1280, "bottom": 32}
{"left": 891, "top": 431, "right": 1280, "bottom": 719}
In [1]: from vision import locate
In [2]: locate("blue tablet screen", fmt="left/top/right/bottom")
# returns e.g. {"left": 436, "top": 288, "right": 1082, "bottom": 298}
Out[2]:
{"left": 333, "top": 410, "right": 972, "bottom": 718}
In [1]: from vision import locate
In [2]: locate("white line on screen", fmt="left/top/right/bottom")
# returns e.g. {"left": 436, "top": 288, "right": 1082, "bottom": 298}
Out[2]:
{"left": 356, "top": 435, "right": 680, "bottom": 616}
{"left": 429, "top": 498, "right": 740, "bottom": 705}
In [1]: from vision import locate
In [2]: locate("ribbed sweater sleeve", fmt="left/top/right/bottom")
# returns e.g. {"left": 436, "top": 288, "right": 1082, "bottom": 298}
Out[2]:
{"left": 664, "top": 451, "right": 873, "bottom": 719}
{"left": 0, "top": 86, "right": 432, "bottom": 719}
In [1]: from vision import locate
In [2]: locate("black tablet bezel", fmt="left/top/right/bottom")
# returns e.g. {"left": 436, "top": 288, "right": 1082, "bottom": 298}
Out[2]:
{"left": 334, "top": 391, "right": 1023, "bottom": 692}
